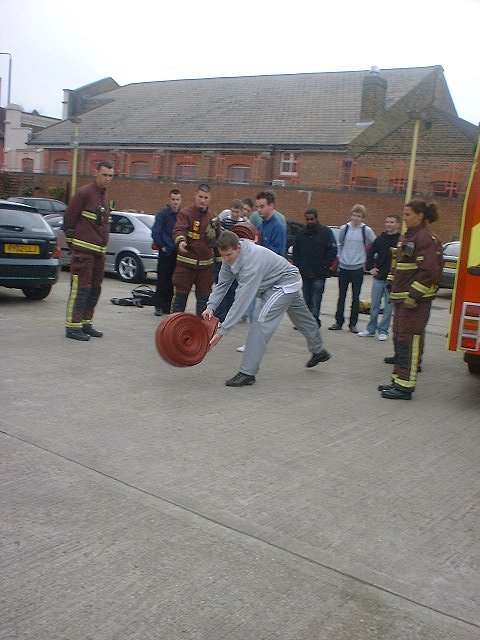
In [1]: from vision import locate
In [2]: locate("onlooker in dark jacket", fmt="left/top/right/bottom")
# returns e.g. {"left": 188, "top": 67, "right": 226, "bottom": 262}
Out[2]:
{"left": 151, "top": 189, "right": 182, "bottom": 316}
{"left": 357, "top": 214, "right": 401, "bottom": 340}
{"left": 292, "top": 208, "right": 337, "bottom": 326}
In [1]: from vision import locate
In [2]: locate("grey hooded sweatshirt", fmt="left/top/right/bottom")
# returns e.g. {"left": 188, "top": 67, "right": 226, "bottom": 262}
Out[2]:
{"left": 207, "top": 240, "right": 302, "bottom": 336}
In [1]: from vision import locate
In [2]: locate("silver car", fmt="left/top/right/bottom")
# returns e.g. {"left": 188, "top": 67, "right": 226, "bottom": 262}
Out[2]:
{"left": 440, "top": 241, "right": 460, "bottom": 289}
{"left": 8, "top": 197, "right": 67, "bottom": 216}
{"left": 53, "top": 211, "right": 159, "bottom": 283}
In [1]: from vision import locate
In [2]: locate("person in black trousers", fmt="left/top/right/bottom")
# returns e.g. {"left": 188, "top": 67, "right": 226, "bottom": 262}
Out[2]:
{"left": 151, "top": 189, "right": 182, "bottom": 316}
{"left": 292, "top": 208, "right": 338, "bottom": 326}
{"left": 329, "top": 204, "right": 376, "bottom": 333}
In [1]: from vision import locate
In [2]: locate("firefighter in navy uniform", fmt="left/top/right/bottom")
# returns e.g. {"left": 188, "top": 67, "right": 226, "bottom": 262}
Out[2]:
{"left": 379, "top": 200, "right": 443, "bottom": 400}
{"left": 171, "top": 183, "right": 219, "bottom": 315}
{"left": 63, "top": 161, "right": 114, "bottom": 341}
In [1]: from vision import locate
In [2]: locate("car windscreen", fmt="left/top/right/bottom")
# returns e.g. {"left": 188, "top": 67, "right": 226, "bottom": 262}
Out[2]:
{"left": 0, "top": 209, "right": 55, "bottom": 236}
{"left": 136, "top": 215, "right": 155, "bottom": 229}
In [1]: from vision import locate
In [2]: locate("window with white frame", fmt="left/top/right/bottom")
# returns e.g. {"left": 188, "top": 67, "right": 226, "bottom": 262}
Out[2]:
{"left": 431, "top": 180, "right": 458, "bottom": 198}
{"left": 280, "top": 152, "right": 298, "bottom": 176}
{"left": 227, "top": 165, "right": 251, "bottom": 184}
{"left": 130, "top": 162, "right": 150, "bottom": 178}
{"left": 176, "top": 163, "right": 197, "bottom": 181}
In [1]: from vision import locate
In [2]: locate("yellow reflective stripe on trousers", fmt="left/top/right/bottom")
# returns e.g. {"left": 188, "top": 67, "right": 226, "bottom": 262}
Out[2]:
{"left": 66, "top": 274, "right": 83, "bottom": 329}
{"left": 81, "top": 210, "right": 97, "bottom": 221}
{"left": 395, "top": 334, "right": 420, "bottom": 390}
{"left": 176, "top": 254, "right": 213, "bottom": 266}
{"left": 71, "top": 238, "right": 107, "bottom": 253}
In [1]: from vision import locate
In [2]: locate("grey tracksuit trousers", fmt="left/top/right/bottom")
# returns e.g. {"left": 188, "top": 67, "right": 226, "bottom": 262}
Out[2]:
{"left": 240, "top": 286, "right": 324, "bottom": 375}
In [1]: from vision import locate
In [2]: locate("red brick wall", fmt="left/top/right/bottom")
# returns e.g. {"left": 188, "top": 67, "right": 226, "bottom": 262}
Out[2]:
{"left": 7, "top": 172, "right": 460, "bottom": 242}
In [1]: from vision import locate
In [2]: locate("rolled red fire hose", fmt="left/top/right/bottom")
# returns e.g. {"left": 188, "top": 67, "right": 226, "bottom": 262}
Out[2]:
{"left": 229, "top": 222, "right": 259, "bottom": 241}
{"left": 155, "top": 312, "right": 219, "bottom": 367}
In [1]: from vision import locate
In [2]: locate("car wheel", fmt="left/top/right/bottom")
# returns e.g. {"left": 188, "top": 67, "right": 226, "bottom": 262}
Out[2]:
{"left": 22, "top": 285, "right": 52, "bottom": 300}
{"left": 117, "top": 252, "right": 145, "bottom": 283}
{"left": 467, "top": 362, "right": 480, "bottom": 375}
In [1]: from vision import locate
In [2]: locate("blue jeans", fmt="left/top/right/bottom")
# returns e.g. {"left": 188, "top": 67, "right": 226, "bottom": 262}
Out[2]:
{"left": 367, "top": 278, "right": 392, "bottom": 335}
{"left": 335, "top": 268, "right": 364, "bottom": 327}
{"left": 302, "top": 277, "right": 326, "bottom": 323}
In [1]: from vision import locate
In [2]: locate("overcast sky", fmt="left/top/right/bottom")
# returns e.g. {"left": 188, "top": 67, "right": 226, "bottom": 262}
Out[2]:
{"left": 1, "top": 0, "right": 479, "bottom": 126}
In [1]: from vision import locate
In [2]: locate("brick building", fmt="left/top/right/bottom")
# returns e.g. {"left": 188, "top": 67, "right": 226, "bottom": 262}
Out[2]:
{"left": 0, "top": 106, "right": 60, "bottom": 173}
{"left": 21, "top": 66, "right": 480, "bottom": 240}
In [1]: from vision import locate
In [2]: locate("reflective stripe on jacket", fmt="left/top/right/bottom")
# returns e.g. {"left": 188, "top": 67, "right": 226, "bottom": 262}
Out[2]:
{"left": 389, "top": 224, "right": 443, "bottom": 301}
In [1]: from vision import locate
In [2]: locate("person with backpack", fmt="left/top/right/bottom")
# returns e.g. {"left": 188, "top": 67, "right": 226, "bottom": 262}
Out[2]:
{"left": 328, "top": 204, "right": 376, "bottom": 333}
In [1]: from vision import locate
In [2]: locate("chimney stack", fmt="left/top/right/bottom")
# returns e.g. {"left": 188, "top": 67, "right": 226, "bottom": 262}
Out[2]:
{"left": 360, "top": 66, "right": 387, "bottom": 122}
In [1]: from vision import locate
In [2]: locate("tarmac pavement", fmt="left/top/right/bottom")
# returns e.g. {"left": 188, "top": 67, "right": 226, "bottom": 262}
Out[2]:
{"left": 1, "top": 271, "right": 479, "bottom": 640}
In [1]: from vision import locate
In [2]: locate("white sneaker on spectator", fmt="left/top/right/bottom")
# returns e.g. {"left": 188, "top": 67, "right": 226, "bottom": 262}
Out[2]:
{"left": 378, "top": 333, "right": 388, "bottom": 341}
{"left": 357, "top": 330, "right": 375, "bottom": 337}
{"left": 236, "top": 344, "right": 246, "bottom": 352}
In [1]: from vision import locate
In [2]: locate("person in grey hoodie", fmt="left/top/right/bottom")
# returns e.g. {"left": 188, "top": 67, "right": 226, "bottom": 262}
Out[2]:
{"left": 328, "top": 204, "right": 376, "bottom": 333}
{"left": 202, "top": 231, "right": 331, "bottom": 387}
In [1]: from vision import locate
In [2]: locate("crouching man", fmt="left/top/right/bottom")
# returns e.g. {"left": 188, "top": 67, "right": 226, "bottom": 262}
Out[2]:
{"left": 202, "top": 231, "right": 331, "bottom": 386}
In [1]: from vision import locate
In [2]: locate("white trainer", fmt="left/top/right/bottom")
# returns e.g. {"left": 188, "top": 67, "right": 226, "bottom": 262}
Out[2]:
{"left": 357, "top": 331, "right": 375, "bottom": 337}
{"left": 236, "top": 344, "right": 246, "bottom": 352}
{"left": 378, "top": 333, "right": 388, "bottom": 341}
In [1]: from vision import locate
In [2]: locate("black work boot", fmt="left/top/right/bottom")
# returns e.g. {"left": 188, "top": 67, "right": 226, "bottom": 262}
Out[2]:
{"left": 381, "top": 387, "right": 412, "bottom": 400}
{"left": 378, "top": 383, "right": 394, "bottom": 392}
{"left": 83, "top": 325, "right": 103, "bottom": 337}
{"left": 66, "top": 329, "right": 90, "bottom": 341}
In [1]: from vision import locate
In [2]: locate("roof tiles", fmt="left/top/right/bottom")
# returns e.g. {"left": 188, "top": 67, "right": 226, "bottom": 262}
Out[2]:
{"left": 32, "top": 66, "right": 447, "bottom": 148}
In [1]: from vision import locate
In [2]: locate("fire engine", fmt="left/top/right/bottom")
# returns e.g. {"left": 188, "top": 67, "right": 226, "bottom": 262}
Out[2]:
{"left": 447, "top": 138, "right": 480, "bottom": 374}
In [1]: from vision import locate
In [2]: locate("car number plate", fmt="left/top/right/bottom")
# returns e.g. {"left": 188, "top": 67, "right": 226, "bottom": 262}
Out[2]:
{"left": 444, "top": 261, "right": 457, "bottom": 269}
{"left": 5, "top": 244, "right": 40, "bottom": 255}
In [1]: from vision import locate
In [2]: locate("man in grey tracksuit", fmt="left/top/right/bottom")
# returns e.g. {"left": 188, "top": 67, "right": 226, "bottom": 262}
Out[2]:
{"left": 203, "top": 231, "right": 331, "bottom": 386}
